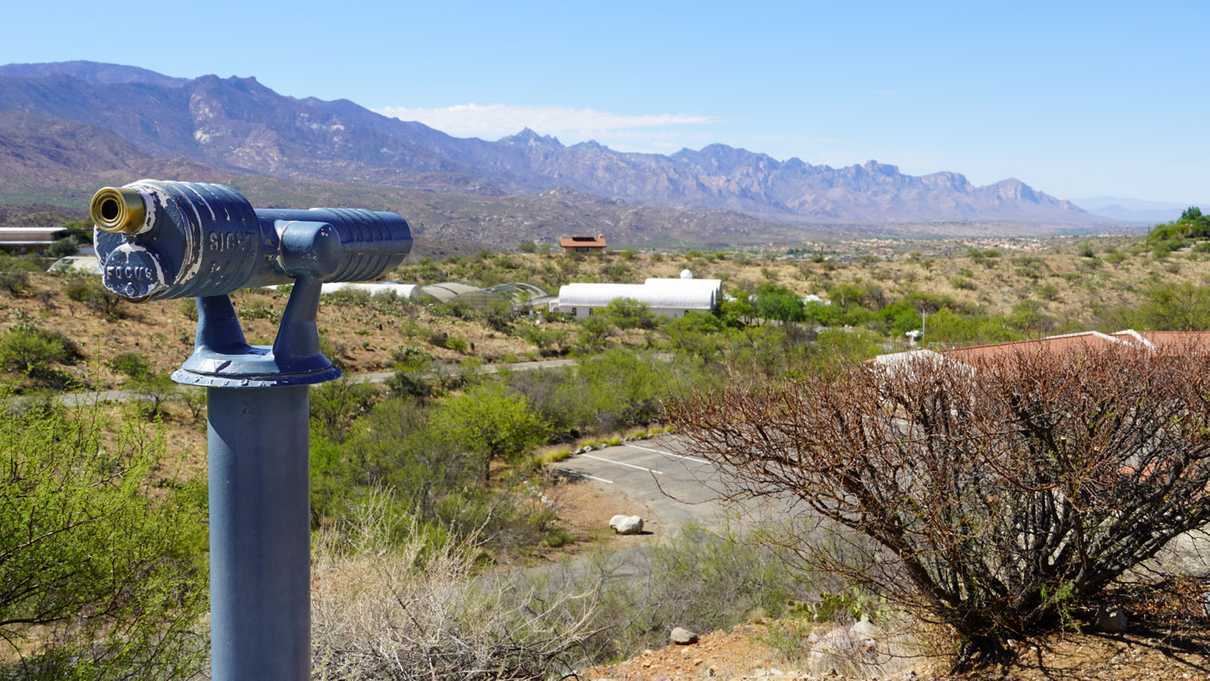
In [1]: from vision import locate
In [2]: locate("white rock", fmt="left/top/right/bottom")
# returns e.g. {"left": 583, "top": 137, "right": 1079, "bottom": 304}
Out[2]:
{"left": 609, "top": 514, "right": 644, "bottom": 534}
{"left": 806, "top": 626, "right": 859, "bottom": 677}
{"left": 670, "top": 626, "right": 699, "bottom": 644}
{"left": 849, "top": 617, "right": 879, "bottom": 643}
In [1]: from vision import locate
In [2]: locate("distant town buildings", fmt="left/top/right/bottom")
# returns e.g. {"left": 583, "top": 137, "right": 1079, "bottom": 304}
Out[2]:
{"left": 0, "top": 226, "right": 68, "bottom": 253}
{"left": 559, "top": 234, "right": 607, "bottom": 253}
{"left": 552, "top": 276, "right": 723, "bottom": 318}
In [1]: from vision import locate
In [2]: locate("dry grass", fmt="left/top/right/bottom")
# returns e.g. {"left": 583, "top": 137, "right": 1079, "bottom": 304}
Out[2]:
{"left": 310, "top": 489, "right": 600, "bottom": 680}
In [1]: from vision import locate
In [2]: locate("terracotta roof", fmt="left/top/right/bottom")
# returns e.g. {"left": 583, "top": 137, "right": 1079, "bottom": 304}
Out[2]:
{"left": 559, "top": 234, "right": 606, "bottom": 249}
{"left": 1134, "top": 330, "right": 1210, "bottom": 350}
{"left": 944, "top": 331, "right": 1126, "bottom": 363}
{"left": 877, "top": 329, "right": 1210, "bottom": 368}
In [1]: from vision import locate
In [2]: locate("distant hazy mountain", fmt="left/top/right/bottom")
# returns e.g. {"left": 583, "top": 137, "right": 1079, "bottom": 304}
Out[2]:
{"left": 1073, "top": 196, "right": 1204, "bottom": 225}
{"left": 0, "top": 61, "right": 188, "bottom": 89}
{"left": 0, "top": 60, "right": 1106, "bottom": 244}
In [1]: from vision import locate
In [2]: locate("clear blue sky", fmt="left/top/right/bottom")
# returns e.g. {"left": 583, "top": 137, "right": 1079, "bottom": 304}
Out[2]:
{"left": 5, "top": 1, "right": 1208, "bottom": 202}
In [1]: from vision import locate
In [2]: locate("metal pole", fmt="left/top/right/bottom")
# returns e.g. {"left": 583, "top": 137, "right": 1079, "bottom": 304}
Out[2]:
{"left": 206, "top": 386, "right": 311, "bottom": 681}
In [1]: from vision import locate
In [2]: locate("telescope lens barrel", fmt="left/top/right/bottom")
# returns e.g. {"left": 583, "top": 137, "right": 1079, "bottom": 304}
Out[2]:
{"left": 92, "top": 180, "right": 413, "bottom": 301}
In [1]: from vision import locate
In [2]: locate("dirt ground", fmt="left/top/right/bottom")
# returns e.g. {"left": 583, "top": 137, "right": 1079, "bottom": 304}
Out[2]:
{"left": 0, "top": 273, "right": 549, "bottom": 391}
{"left": 538, "top": 474, "right": 661, "bottom": 560}
{"left": 581, "top": 624, "right": 789, "bottom": 680}
{"left": 581, "top": 622, "right": 1210, "bottom": 681}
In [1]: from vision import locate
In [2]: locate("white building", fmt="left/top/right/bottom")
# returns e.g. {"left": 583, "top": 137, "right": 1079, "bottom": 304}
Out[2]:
{"left": 553, "top": 277, "right": 723, "bottom": 318}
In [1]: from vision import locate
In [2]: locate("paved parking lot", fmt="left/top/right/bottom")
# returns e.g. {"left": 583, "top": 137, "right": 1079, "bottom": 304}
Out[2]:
{"left": 554, "top": 435, "right": 795, "bottom": 531}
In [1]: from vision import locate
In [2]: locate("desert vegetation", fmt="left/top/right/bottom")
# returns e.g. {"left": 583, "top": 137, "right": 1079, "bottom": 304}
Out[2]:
{"left": 4, "top": 229, "right": 1210, "bottom": 677}
{"left": 670, "top": 343, "right": 1210, "bottom": 669}
{"left": 0, "top": 399, "right": 207, "bottom": 680}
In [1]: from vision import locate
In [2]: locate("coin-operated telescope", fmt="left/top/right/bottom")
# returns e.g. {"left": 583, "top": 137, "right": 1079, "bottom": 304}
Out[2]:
{"left": 91, "top": 180, "right": 413, "bottom": 681}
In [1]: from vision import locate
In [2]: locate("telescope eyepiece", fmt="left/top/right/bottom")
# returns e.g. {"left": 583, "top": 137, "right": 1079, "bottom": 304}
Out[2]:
{"left": 90, "top": 187, "right": 147, "bottom": 235}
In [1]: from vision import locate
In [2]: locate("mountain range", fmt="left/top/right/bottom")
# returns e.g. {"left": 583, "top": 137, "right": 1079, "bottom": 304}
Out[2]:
{"left": 0, "top": 61, "right": 1120, "bottom": 247}
{"left": 1070, "top": 196, "right": 1198, "bottom": 225}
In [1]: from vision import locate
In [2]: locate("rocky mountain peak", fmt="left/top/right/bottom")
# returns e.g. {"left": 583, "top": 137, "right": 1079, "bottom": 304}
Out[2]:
{"left": 500, "top": 128, "right": 563, "bottom": 147}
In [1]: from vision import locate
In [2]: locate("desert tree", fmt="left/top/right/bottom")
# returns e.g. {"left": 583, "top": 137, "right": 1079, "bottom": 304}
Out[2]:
{"left": 668, "top": 343, "right": 1210, "bottom": 668}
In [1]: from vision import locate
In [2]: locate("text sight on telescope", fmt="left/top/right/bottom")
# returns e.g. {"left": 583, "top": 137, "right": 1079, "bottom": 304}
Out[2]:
{"left": 91, "top": 180, "right": 413, "bottom": 301}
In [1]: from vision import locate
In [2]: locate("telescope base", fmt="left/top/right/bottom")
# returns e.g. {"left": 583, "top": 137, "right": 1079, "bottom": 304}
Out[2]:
{"left": 174, "top": 345, "right": 340, "bottom": 388}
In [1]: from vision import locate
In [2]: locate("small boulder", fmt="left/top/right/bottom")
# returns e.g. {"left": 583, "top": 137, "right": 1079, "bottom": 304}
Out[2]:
{"left": 849, "top": 617, "right": 879, "bottom": 650}
{"left": 670, "top": 626, "right": 699, "bottom": 645}
{"left": 1095, "top": 608, "right": 1128, "bottom": 633}
{"left": 849, "top": 617, "right": 876, "bottom": 637}
{"left": 609, "top": 514, "right": 644, "bottom": 535}
{"left": 806, "top": 625, "right": 865, "bottom": 677}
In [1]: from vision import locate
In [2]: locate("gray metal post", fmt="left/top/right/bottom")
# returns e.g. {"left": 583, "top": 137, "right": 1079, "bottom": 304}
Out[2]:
{"left": 207, "top": 386, "right": 311, "bottom": 681}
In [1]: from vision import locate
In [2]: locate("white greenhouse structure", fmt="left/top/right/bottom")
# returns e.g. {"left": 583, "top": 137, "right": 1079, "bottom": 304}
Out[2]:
{"left": 553, "top": 278, "right": 723, "bottom": 318}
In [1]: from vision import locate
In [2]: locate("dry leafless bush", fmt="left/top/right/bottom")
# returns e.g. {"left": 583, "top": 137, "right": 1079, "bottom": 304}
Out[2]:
{"left": 310, "top": 489, "right": 598, "bottom": 680}
{"left": 669, "top": 343, "right": 1210, "bottom": 668}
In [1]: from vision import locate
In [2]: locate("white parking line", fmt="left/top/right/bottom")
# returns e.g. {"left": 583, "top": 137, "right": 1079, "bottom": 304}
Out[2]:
{"left": 626, "top": 443, "right": 711, "bottom": 465}
{"left": 579, "top": 453, "right": 665, "bottom": 475}
{"left": 573, "top": 472, "right": 614, "bottom": 484}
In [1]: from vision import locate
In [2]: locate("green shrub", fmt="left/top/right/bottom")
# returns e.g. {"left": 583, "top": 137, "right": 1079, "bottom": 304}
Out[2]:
{"left": 752, "top": 282, "right": 804, "bottom": 323}
{"left": 0, "top": 254, "right": 42, "bottom": 296}
{"left": 662, "top": 311, "right": 728, "bottom": 361}
{"left": 109, "top": 351, "right": 152, "bottom": 379}
{"left": 1108, "top": 281, "right": 1210, "bottom": 330}
{"left": 0, "top": 270, "right": 29, "bottom": 295}
{"left": 563, "top": 349, "right": 701, "bottom": 432}
{"left": 809, "top": 328, "right": 882, "bottom": 371}
{"left": 0, "top": 402, "right": 208, "bottom": 679}
{"left": 239, "top": 301, "right": 279, "bottom": 322}
{"left": 0, "top": 325, "right": 82, "bottom": 376}
{"left": 429, "top": 331, "right": 470, "bottom": 353}
{"left": 601, "top": 261, "right": 632, "bottom": 280}
{"left": 311, "top": 379, "right": 381, "bottom": 442}
{"left": 1146, "top": 206, "right": 1210, "bottom": 248}
{"left": 950, "top": 275, "right": 976, "bottom": 290}
{"left": 61, "top": 218, "right": 94, "bottom": 244}
{"left": 45, "top": 236, "right": 80, "bottom": 258}
{"left": 311, "top": 395, "right": 557, "bottom": 555}
{"left": 517, "top": 322, "right": 570, "bottom": 357}
{"left": 924, "top": 308, "right": 1021, "bottom": 346}
{"left": 601, "top": 297, "right": 655, "bottom": 330}
{"left": 387, "top": 347, "right": 437, "bottom": 399}
{"left": 575, "top": 314, "right": 613, "bottom": 353}
{"left": 482, "top": 300, "right": 517, "bottom": 332}
{"left": 427, "top": 382, "right": 548, "bottom": 482}
{"left": 64, "top": 275, "right": 124, "bottom": 319}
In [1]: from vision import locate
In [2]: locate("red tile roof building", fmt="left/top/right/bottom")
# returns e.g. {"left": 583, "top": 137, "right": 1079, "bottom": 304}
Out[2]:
{"left": 559, "top": 234, "right": 607, "bottom": 253}
{"left": 876, "top": 330, "right": 1210, "bottom": 369}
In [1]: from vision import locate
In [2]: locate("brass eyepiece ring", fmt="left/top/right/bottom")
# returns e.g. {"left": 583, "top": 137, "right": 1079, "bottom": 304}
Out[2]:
{"left": 90, "top": 187, "right": 147, "bottom": 235}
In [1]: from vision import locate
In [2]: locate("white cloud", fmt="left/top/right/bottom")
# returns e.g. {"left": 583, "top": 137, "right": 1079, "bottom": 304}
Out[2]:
{"left": 375, "top": 103, "right": 715, "bottom": 143}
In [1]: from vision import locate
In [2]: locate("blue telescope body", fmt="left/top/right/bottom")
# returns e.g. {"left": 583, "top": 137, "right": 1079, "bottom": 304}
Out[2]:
{"left": 91, "top": 180, "right": 412, "bottom": 300}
